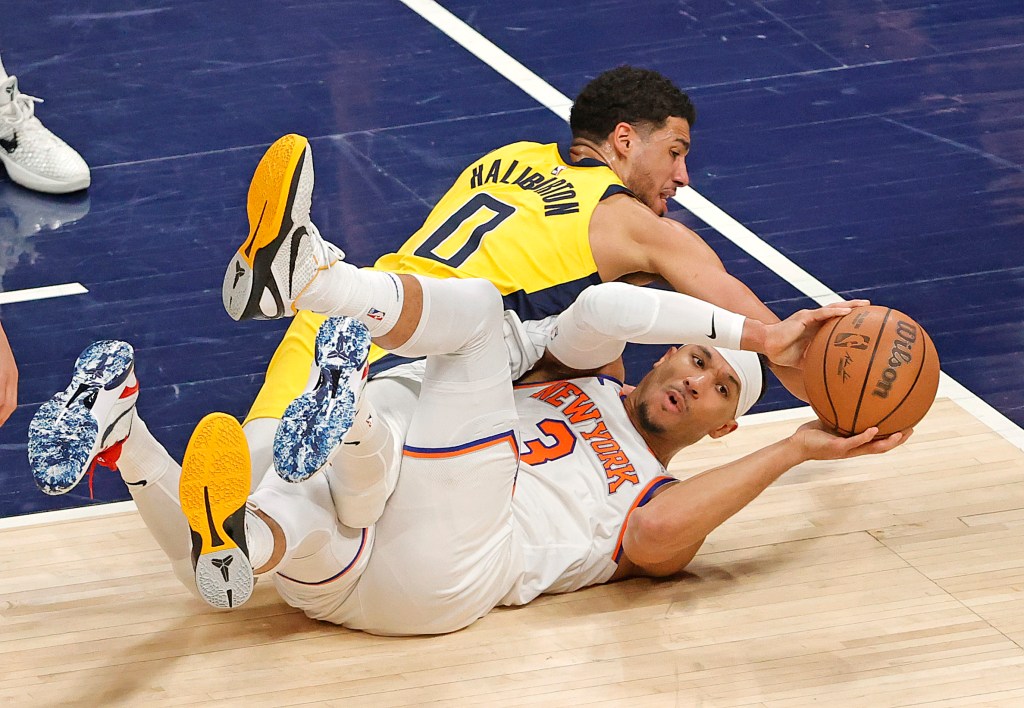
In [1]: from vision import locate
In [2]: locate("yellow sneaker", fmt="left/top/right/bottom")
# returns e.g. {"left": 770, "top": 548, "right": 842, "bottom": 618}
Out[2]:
{"left": 180, "top": 412, "right": 253, "bottom": 608}
{"left": 221, "top": 133, "right": 343, "bottom": 321}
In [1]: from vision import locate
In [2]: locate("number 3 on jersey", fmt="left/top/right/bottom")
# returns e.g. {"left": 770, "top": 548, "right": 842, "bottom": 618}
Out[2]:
{"left": 521, "top": 419, "right": 576, "bottom": 466}
{"left": 413, "top": 193, "right": 516, "bottom": 268}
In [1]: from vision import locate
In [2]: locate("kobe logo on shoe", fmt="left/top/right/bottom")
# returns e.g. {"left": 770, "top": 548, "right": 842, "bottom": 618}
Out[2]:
{"left": 212, "top": 555, "right": 234, "bottom": 582}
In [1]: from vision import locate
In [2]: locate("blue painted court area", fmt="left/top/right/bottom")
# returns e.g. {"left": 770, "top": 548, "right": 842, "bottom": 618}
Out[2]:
{"left": 0, "top": 1, "right": 1021, "bottom": 517}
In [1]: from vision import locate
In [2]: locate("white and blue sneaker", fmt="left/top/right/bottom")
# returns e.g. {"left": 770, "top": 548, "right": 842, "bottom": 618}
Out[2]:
{"left": 222, "top": 133, "right": 345, "bottom": 321}
{"left": 28, "top": 341, "right": 138, "bottom": 496}
{"left": 274, "top": 317, "right": 370, "bottom": 483}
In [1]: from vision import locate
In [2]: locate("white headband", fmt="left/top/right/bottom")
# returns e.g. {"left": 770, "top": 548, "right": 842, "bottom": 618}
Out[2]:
{"left": 714, "top": 347, "right": 763, "bottom": 418}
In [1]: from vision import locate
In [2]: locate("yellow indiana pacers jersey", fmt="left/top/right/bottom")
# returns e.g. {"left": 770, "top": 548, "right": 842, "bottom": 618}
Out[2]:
{"left": 246, "top": 142, "right": 631, "bottom": 423}
{"left": 374, "top": 141, "right": 627, "bottom": 319}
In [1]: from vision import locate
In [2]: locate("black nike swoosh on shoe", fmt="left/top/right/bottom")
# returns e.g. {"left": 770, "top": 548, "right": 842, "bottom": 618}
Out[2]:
{"left": 101, "top": 408, "right": 134, "bottom": 443}
{"left": 288, "top": 226, "right": 308, "bottom": 298}
{"left": 204, "top": 487, "right": 224, "bottom": 547}
{"left": 125, "top": 479, "right": 148, "bottom": 487}
{"left": 707, "top": 313, "right": 717, "bottom": 340}
{"left": 0, "top": 132, "right": 17, "bottom": 154}
{"left": 342, "top": 440, "right": 361, "bottom": 446}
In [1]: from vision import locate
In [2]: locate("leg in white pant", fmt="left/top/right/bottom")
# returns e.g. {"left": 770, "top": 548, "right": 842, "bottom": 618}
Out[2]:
{"left": 342, "top": 277, "right": 521, "bottom": 635}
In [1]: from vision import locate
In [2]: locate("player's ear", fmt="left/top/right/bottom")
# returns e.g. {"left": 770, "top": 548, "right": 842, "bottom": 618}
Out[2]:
{"left": 610, "top": 122, "right": 637, "bottom": 155}
{"left": 708, "top": 420, "right": 738, "bottom": 439}
{"left": 653, "top": 346, "right": 678, "bottom": 368}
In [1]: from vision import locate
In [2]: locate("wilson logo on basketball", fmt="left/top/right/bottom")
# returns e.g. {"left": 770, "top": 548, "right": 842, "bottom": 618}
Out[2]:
{"left": 872, "top": 320, "right": 918, "bottom": 399}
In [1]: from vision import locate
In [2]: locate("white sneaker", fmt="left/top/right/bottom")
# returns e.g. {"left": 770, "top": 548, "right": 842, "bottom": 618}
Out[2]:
{"left": 28, "top": 340, "right": 138, "bottom": 496}
{"left": 0, "top": 76, "right": 90, "bottom": 194}
{"left": 222, "top": 133, "right": 344, "bottom": 321}
{"left": 274, "top": 317, "right": 370, "bottom": 483}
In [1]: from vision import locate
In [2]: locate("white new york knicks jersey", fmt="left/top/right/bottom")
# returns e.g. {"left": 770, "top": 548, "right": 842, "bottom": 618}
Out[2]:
{"left": 502, "top": 376, "right": 676, "bottom": 605}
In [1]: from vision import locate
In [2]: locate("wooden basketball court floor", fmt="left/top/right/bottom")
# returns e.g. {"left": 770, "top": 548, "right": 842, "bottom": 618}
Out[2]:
{"left": 2, "top": 1, "right": 1024, "bottom": 705}
{"left": 4, "top": 398, "right": 1024, "bottom": 706}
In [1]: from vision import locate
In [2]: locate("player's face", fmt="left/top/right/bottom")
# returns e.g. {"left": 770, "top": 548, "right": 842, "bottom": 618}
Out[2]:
{"left": 623, "top": 117, "right": 691, "bottom": 216}
{"left": 630, "top": 344, "right": 741, "bottom": 445}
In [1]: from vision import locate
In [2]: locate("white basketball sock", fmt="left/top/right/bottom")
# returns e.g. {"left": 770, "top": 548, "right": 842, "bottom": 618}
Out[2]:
{"left": 242, "top": 417, "right": 279, "bottom": 488}
{"left": 245, "top": 506, "right": 275, "bottom": 572}
{"left": 297, "top": 262, "right": 404, "bottom": 338}
{"left": 115, "top": 413, "right": 193, "bottom": 580}
{"left": 117, "top": 413, "right": 173, "bottom": 487}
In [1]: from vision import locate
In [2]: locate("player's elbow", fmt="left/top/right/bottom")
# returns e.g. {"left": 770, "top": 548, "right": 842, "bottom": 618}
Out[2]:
{"left": 623, "top": 507, "right": 695, "bottom": 568}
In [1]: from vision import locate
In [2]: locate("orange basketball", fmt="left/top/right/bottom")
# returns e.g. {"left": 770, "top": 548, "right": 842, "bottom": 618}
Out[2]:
{"left": 803, "top": 305, "right": 940, "bottom": 436}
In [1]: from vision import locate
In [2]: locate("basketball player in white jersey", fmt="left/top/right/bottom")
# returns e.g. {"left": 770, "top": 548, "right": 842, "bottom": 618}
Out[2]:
{"left": 175, "top": 208, "right": 905, "bottom": 634}
{"left": 28, "top": 207, "right": 909, "bottom": 641}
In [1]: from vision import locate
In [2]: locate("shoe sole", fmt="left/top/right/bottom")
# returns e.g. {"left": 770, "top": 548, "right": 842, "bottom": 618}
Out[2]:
{"left": 180, "top": 412, "right": 254, "bottom": 609}
{"left": 274, "top": 317, "right": 371, "bottom": 483}
{"left": 28, "top": 341, "right": 136, "bottom": 495}
{"left": 222, "top": 134, "right": 313, "bottom": 321}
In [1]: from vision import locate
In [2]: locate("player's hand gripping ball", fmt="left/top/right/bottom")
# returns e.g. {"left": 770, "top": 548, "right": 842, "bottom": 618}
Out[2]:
{"left": 803, "top": 305, "right": 939, "bottom": 436}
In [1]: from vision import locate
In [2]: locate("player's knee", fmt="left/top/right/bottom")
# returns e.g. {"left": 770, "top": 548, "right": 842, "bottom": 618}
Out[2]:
{"left": 460, "top": 278, "right": 505, "bottom": 324}
{"left": 455, "top": 279, "right": 505, "bottom": 345}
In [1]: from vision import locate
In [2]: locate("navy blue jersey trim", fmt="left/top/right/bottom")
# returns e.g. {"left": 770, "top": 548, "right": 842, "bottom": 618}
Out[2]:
{"left": 556, "top": 143, "right": 611, "bottom": 168}
{"left": 501, "top": 272, "right": 603, "bottom": 321}
{"left": 601, "top": 184, "right": 637, "bottom": 201}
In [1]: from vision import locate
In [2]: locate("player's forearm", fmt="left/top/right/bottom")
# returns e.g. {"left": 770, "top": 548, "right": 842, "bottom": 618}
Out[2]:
{"left": 769, "top": 362, "right": 808, "bottom": 402}
{"left": 548, "top": 282, "right": 750, "bottom": 370}
{"left": 626, "top": 437, "right": 807, "bottom": 564}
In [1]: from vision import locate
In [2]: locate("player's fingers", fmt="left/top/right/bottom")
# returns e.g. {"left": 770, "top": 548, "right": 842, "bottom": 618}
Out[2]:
{"left": 835, "top": 427, "right": 894, "bottom": 457}
{"left": 856, "top": 428, "right": 913, "bottom": 456}
{"left": 845, "top": 426, "right": 880, "bottom": 450}
{"left": 807, "top": 303, "right": 864, "bottom": 322}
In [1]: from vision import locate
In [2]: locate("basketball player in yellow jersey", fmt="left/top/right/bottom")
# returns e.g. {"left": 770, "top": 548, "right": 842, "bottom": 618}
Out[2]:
{"left": 227, "top": 66, "right": 804, "bottom": 435}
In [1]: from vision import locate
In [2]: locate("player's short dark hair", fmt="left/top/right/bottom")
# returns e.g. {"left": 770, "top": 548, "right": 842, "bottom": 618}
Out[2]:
{"left": 570, "top": 65, "right": 697, "bottom": 143}
{"left": 754, "top": 353, "right": 770, "bottom": 406}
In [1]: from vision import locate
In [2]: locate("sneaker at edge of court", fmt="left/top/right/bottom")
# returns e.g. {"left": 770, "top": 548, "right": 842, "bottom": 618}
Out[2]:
{"left": 0, "top": 76, "right": 90, "bottom": 194}
{"left": 222, "top": 133, "right": 345, "bottom": 322}
{"left": 28, "top": 340, "right": 138, "bottom": 496}
{"left": 180, "top": 412, "right": 254, "bottom": 610}
{"left": 274, "top": 316, "right": 371, "bottom": 483}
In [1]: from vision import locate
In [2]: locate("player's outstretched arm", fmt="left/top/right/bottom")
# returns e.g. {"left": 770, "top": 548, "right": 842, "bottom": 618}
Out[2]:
{"left": 539, "top": 281, "right": 863, "bottom": 375}
{"left": 588, "top": 197, "right": 813, "bottom": 400}
{"left": 0, "top": 323, "right": 18, "bottom": 426}
{"left": 618, "top": 423, "right": 910, "bottom": 578}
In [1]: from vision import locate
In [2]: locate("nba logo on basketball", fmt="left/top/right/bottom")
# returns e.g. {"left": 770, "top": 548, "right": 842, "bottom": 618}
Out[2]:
{"left": 833, "top": 332, "right": 870, "bottom": 350}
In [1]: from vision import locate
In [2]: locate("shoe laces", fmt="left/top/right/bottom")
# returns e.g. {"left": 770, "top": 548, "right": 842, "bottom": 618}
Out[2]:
{"left": 85, "top": 438, "right": 126, "bottom": 500}
{"left": 0, "top": 77, "right": 42, "bottom": 128}
{"left": 309, "top": 223, "right": 346, "bottom": 267}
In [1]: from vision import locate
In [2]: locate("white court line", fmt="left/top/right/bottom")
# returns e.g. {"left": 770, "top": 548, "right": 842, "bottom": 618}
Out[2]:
{"left": 401, "top": 0, "right": 1024, "bottom": 453}
{"left": 0, "top": 282, "right": 88, "bottom": 305}
{"left": 0, "top": 500, "right": 136, "bottom": 530}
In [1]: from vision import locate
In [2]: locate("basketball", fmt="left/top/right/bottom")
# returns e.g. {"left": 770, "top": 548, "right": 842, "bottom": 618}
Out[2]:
{"left": 803, "top": 305, "right": 940, "bottom": 436}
